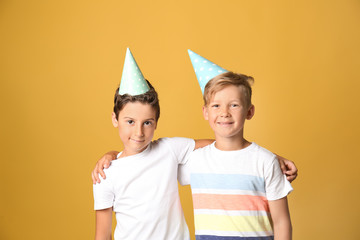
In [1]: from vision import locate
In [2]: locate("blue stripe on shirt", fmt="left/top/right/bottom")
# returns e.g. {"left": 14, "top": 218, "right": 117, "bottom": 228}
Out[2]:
{"left": 191, "top": 173, "right": 265, "bottom": 192}
{"left": 196, "top": 235, "right": 273, "bottom": 240}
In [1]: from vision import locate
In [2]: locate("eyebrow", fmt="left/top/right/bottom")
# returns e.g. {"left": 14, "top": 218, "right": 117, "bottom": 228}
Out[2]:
{"left": 123, "top": 117, "right": 155, "bottom": 121}
{"left": 143, "top": 118, "right": 155, "bottom": 121}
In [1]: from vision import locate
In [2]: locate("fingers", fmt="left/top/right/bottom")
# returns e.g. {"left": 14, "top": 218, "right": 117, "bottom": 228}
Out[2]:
{"left": 92, "top": 171, "right": 96, "bottom": 185}
{"left": 104, "top": 159, "right": 111, "bottom": 169}
{"left": 99, "top": 167, "right": 106, "bottom": 180}
{"left": 92, "top": 164, "right": 103, "bottom": 184}
{"left": 98, "top": 158, "right": 112, "bottom": 179}
{"left": 283, "top": 160, "right": 298, "bottom": 183}
{"left": 286, "top": 172, "right": 297, "bottom": 183}
{"left": 285, "top": 162, "right": 298, "bottom": 183}
{"left": 92, "top": 160, "right": 112, "bottom": 184}
{"left": 92, "top": 151, "right": 117, "bottom": 184}
{"left": 279, "top": 159, "right": 287, "bottom": 174}
{"left": 276, "top": 154, "right": 287, "bottom": 174}
{"left": 275, "top": 156, "right": 298, "bottom": 183}
{"left": 284, "top": 160, "right": 297, "bottom": 175}
{"left": 95, "top": 163, "right": 104, "bottom": 183}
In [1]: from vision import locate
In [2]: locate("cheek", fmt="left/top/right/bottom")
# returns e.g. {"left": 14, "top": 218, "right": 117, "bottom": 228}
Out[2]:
{"left": 145, "top": 125, "right": 156, "bottom": 136}
{"left": 118, "top": 126, "right": 131, "bottom": 136}
{"left": 205, "top": 110, "right": 216, "bottom": 121}
{"left": 209, "top": 111, "right": 218, "bottom": 120}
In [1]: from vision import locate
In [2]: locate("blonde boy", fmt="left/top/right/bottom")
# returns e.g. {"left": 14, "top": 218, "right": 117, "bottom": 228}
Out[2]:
{"left": 179, "top": 71, "right": 293, "bottom": 240}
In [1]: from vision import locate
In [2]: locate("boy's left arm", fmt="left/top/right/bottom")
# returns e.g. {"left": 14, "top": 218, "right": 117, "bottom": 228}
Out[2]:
{"left": 194, "top": 139, "right": 214, "bottom": 150}
{"left": 268, "top": 197, "right": 292, "bottom": 240}
{"left": 276, "top": 155, "right": 298, "bottom": 182}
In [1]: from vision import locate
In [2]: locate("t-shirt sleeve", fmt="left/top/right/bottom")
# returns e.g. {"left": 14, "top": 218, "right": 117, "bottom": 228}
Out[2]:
{"left": 93, "top": 174, "right": 114, "bottom": 210}
{"left": 164, "top": 137, "right": 196, "bottom": 165}
{"left": 265, "top": 156, "right": 293, "bottom": 201}
{"left": 177, "top": 154, "right": 192, "bottom": 186}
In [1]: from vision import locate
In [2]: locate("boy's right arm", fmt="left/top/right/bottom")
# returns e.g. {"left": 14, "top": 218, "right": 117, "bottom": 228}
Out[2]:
{"left": 95, "top": 208, "right": 112, "bottom": 240}
{"left": 92, "top": 151, "right": 119, "bottom": 184}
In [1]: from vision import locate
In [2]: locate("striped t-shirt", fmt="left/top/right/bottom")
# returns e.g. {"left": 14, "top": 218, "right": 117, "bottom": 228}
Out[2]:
{"left": 183, "top": 142, "right": 293, "bottom": 240}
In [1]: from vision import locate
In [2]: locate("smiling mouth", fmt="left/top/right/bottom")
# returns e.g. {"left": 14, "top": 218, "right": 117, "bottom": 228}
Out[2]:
{"left": 217, "top": 122, "right": 234, "bottom": 126}
{"left": 130, "top": 138, "right": 145, "bottom": 143}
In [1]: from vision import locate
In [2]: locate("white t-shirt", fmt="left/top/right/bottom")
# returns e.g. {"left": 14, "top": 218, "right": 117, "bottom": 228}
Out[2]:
{"left": 93, "top": 137, "right": 195, "bottom": 240}
{"left": 178, "top": 142, "right": 293, "bottom": 239}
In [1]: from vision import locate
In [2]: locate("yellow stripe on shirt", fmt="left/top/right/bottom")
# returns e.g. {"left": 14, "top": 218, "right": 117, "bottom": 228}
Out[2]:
{"left": 195, "top": 214, "right": 273, "bottom": 233}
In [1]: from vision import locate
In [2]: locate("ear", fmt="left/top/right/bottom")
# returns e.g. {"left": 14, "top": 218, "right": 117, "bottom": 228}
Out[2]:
{"left": 111, "top": 112, "right": 119, "bottom": 127}
{"left": 246, "top": 104, "right": 255, "bottom": 120}
{"left": 202, "top": 105, "right": 209, "bottom": 120}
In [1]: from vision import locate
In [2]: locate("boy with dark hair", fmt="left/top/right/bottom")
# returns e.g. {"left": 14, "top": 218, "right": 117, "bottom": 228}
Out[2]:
{"left": 93, "top": 49, "right": 211, "bottom": 240}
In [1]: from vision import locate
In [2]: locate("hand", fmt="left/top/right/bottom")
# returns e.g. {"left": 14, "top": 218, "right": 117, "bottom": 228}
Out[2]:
{"left": 277, "top": 155, "right": 298, "bottom": 183}
{"left": 92, "top": 151, "right": 119, "bottom": 184}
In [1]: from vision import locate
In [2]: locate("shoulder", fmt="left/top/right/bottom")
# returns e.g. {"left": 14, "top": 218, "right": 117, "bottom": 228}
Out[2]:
{"left": 250, "top": 143, "right": 277, "bottom": 161}
{"left": 193, "top": 143, "right": 212, "bottom": 153}
{"left": 157, "top": 137, "right": 194, "bottom": 144}
{"left": 191, "top": 143, "right": 213, "bottom": 159}
{"left": 101, "top": 160, "right": 121, "bottom": 179}
{"left": 153, "top": 137, "right": 194, "bottom": 149}
{"left": 93, "top": 165, "right": 118, "bottom": 190}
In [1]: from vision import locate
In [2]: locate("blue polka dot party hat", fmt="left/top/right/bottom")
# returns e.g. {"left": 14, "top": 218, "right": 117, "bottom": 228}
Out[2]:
{"left": 187, "top": 49, "right": 228, "bottom": 94}
{"left": 119, "top": 48, "right": 150, "bottom": 95}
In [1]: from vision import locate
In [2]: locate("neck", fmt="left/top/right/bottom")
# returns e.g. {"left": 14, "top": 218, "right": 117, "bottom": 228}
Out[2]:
{"left": 214, "top": 136, "right": 251, "bottom": 151}
{"left": 118, "top": 145, "right": 148, "bottom": 158}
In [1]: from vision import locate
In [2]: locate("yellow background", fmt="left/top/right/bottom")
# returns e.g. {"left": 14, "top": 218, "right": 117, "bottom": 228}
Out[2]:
{"left": 1, "top": 0, "right": 359, "bottom": 239}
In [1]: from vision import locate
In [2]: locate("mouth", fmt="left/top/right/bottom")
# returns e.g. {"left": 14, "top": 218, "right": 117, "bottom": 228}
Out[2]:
{"left": 217, "top": 122, "right": 234, "bottom": 126}
{"left": 130, "top": 138, "right": 145, "bottom": 143}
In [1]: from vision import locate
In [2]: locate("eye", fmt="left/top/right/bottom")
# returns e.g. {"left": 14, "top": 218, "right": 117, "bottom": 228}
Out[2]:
{"left": 127, "top": 120, "right": 134, "bottom": 125}
{"left": 144, "top": 121, "right": 152, "bottom": 126}
{"left": 231, "top": 104, "right": 239, "bottom": 108}
{"left": 211, "top": 104, "right": 220, "bottom": 108}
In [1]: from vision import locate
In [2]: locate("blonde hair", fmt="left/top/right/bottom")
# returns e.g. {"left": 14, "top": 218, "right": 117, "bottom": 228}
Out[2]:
{"left": 203, "top": 71, "right": 254, "bottom": 107}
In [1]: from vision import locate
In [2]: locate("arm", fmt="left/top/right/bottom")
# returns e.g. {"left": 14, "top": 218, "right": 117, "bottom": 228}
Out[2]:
{"left": 268, "top": 197, "right": 292, "bottom": 240}
{"left": 175, "top": 138, "right": 213, "bottom": 186}
{"left": 194, "top": 139, "right": 214, "bottom": 150}
{"left": 92, "top": 151, "right": 119, "bottom": 184}
{"left": 95, "top": 208, "right": 113, "bottom": 240}
{"left": 177, "top": 139, "right": 213, "bottom": 185}
{"left": 275, "top": 154, "right": 298, "bottom": 182}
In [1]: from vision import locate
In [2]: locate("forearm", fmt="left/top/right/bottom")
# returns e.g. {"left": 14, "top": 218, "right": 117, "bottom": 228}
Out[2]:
{"left": 95, "top": 208, "right": 112, "bottom": 240}
{"left": 95, "top": 233, "right": 111, "bottom": 240}
{"left": 273, "top": 219, "right": 292, "bottom": 240}
{"left": 194, "top": 139, "right": 214, "bottom": 149}
{"left": 269, "top": 197, "right": 292, "bottom": 240}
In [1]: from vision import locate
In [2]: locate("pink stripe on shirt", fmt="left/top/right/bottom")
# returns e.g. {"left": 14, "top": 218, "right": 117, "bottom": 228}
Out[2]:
{"left": 193, "top": 193, "right": 270, "bottom": 212}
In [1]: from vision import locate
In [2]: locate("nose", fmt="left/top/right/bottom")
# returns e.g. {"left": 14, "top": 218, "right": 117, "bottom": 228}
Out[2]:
{"left": 135, "top": 124, "right": 144, "bottom": 137}
{"left": 220, "top": 106, "right": 230, "bottom": 117}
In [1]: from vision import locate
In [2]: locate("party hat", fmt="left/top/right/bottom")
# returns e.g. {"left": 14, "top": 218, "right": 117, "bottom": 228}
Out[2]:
{"left": 119, "top": 48, "right": 150, "bottom": 95}
{"left": 188, "top": 49, "right": 228, "bottom": 94}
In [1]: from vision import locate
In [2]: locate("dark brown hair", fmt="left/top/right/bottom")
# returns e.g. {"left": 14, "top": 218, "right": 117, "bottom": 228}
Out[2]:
{"left": 113, "top": 80, "right": 160, "bottom": 121}
{"left": 203, "top": 71, "right": 254, "bottom": 107}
